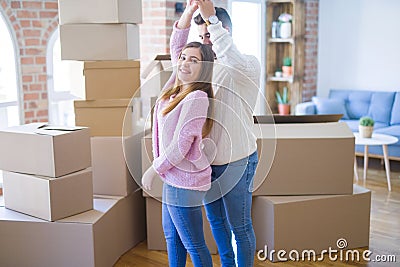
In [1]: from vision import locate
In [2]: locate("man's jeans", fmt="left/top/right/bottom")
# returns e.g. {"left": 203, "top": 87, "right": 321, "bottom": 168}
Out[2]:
{"left": 162, "top": 183, "right": 213, "bottom": 267}
{"left": 204, "top": 151, "right": 258, "bottom": 267}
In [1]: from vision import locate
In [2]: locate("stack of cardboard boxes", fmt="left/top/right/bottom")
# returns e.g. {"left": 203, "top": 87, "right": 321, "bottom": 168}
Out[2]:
{"left": 251, "top": 122, "right": 371, "bottom": 262}
{"left": 0, "top": 1, "right": 149, "bottom": 265}
{"left": 141, "top": 122, "right": 372, "bottom": 261}
{"left": 0, "top": 123, "right": 145, "bottom": 266}
{"left": 58, "top": 0, "right": 146, "bottom": 197}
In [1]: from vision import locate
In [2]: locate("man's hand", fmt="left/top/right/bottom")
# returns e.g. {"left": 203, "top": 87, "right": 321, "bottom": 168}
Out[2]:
{"left": 142, "top": 166, "right": 158, "bottom": 191}
{"left": 196, "top": 0, "right": 216, "bottom": 21}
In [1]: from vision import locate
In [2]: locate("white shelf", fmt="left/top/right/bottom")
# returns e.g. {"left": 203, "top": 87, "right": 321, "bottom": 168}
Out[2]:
{"left": 268, "top": 38, "right": 294, "bottom": 44}
{"left": 268, "top": 76, "right": 293, "bottom": 83}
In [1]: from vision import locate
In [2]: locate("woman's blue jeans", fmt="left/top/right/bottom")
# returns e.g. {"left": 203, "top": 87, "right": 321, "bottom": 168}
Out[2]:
{"left": 162, "top": 183, "right": 213, "bottom": 267}
{"left": 204, "top": 151, "right": 258, "bottom": 267}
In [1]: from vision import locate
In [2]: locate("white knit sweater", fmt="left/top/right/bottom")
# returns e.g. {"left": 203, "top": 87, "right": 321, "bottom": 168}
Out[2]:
{"left": 169, "top": 21, "right": 260, "bottom": 165}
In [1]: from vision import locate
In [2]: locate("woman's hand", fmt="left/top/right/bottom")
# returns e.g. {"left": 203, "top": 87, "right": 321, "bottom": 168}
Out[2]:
{"left": 186, "top": 0, "right": 199, "bottom": 14}
{"left": 142, "top": 166, "right": 158, "bottom": 191}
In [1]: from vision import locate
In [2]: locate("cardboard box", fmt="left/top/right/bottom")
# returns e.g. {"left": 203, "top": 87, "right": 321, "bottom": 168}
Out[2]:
{"left": 60, "top": 24, "right": 140, "bottom": 61}
{"left": 140, "top": 55, "right": 173, "bottom": 119}
{"left": 0, "top": 190, "right": 145, "bottom": 267}
{"left": 74, "top": 98, "right": 135, "bottom": 137}
{"left": 145, "top": 197, "right": 217, "bottom": 254}
{"left": 84, "top": 60, "right": 141, "bottom": 100}
{"left": 141, "top": 134, "right": 164, "bottom": 198}
{"left": 91, "top": 131, "right": 148, "bottom": 196}
{"left": 0, "top": 123, "right": 91, "bottom": 177}
{"left": 58, "top": 0, "right": 142, "bottom": 24}
{"left": 252, "top": 185, "right": 371, "bottom": 262}
{"left": 252, "top": 122, "right": 355, "bottom": 195}
{"left": 142, "top": 122, "right": 355, "bottom": 197}
{"left": 3, "top": 169, "right": 93, "bottom": 221}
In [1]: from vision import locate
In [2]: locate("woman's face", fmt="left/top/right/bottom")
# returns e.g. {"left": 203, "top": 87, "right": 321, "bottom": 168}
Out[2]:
{"left": 177, "top": 47, "right": 202, "bottom": 85}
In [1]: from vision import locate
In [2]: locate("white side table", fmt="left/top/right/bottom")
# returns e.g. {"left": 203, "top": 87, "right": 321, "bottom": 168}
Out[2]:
{"left": 354, "top": 133, "right": 398, "bottom": 191}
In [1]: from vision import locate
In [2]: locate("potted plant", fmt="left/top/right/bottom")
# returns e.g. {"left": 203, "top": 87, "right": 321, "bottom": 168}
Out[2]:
{"left": 276, "top": 86, "right": 290, "bottom": 115}
{"left": 359, "top": 116, "right": 374, "bottom": 138}
{"left": 282, "top": 57, "right": 292, "bottom": 78}
{"left": 275, "top": 67, "right": 283, "bottom": 78}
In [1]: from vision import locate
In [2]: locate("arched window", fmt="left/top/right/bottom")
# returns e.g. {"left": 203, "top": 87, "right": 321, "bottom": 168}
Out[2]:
{"left": 0, "top": 12, "right": 20, "bottom": 189}
{"left": 0, "top": 13, "right": 20, "bottom": 128}
{"left": 47, "top": 28, "right": 84, "bottom": 126}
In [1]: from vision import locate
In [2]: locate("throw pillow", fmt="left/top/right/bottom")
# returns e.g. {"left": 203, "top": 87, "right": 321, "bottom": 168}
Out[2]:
{"left": 312, "top": 97, "right": 349, "bottom": 119}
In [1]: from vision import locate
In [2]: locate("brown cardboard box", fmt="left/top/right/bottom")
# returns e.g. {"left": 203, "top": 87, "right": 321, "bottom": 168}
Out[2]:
{"left": 0, "top": 190, "right": 145, "bottom": 267}
{"left": 60, "top": 24, "right": 140, "bottom": 61}
{"left": 84, "top": 60, "right": 141, "bottom": 100}
{"left": 253, "top": 122, "right": 355, "bottom": 195}
{"left": 0, "top": 123, "right": 91, "bottom": 177}
{"left": 141, "top": 134, "right": 164, "bottom": 198}
{"left": 91, "top": 131, "right": 148, "bottom": 196}
{"left": 142, "top": 122, "right": 355, "bottom": 197}
{"left": 3, "top": 169, "right": 93, "bottom": 221}
{"left": 140, "top": 55, "right": 173, "bottom": 119}
{"left": 74, "top": 98, "right": 134, "bottom": 137}
{"left": 58, "top": 0, "right": 142, "bottom": 24}
{"left": 252, "top": 185, "right": 371, "bottom": 262}
{"left": 145, "top": 197, "right": 217, "bottom": 254}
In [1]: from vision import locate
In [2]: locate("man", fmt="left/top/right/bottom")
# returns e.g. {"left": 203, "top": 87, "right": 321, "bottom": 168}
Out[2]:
{"left": 167, "top": 1, "right": 260, "bottom": 266}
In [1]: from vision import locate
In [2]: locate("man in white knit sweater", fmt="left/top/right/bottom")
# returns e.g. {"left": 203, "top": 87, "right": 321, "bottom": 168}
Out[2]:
{"left": 169, "top": 1, "right": 261, "bottom": 266}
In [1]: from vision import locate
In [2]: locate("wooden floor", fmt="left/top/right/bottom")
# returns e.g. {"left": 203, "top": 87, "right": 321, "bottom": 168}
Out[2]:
{"left": 115, "top": 158, "right": 400, "bottom": 267}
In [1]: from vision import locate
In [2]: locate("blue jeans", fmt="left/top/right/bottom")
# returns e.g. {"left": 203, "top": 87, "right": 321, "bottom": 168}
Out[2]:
{"left": 204, "top": 151, "right": 258, "bottom": 267}
{"left": 162, "top": 183, "right": 213, "bottom": 267}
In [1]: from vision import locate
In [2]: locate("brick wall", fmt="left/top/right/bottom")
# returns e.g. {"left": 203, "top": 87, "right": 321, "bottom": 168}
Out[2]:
{"left": 303, "top": 0, "right": 319, "bottom": 101}
{"left": 0, "top": 0, "right": 317, "bottom": 123}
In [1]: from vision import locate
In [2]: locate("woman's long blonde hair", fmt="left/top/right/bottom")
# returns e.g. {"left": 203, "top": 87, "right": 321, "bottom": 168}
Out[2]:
{"left": 158, "top": 42, "right": 214, "bottom": 137}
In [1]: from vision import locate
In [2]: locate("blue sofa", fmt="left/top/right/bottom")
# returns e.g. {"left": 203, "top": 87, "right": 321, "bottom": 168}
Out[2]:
{"left": 296, "top": 89, "right": 400, "bottom": 160}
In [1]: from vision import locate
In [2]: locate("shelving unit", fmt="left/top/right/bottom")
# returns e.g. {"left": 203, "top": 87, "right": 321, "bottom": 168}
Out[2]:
{"left": 266, "top": 0, "right": 305, "bottom": 114}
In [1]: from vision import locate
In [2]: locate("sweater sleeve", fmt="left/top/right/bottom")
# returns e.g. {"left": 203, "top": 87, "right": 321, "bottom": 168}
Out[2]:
{"left": 151, "top": 101, "right": 160, "bottom": 159}
{"left": 170, "top": 21, "right": 190, "bottom": 66}
{"left": 208, "top": 22, "right": 261, "bottom": 86}
{"left": 152, "top": 91, "right": 209, "bottom": 175}
{"left": 161, "top": 21, "right": 190, "bottom": 92}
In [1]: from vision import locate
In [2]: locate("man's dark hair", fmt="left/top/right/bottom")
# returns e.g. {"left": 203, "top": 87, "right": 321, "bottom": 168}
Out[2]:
{"left": 194, "top": 7, "right": 232, "bottom": 31}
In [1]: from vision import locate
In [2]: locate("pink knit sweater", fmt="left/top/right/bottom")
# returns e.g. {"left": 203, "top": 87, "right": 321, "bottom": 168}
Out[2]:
{"left": 152, "top": 90, "right": 212, "bottom": 191}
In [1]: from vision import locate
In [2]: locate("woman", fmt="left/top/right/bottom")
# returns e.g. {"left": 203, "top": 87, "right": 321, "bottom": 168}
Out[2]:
{"left": 142, "top": 41, "right": 214, "bottom": 267}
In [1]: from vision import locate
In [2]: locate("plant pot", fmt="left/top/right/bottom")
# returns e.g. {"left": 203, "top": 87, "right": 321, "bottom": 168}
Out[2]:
{"left": 278, "top": 103, "right": 290, "bottom": 115}
{"left": 359, "top": 125, "right": 373, "bottom": 138}
{"left": 282, "top": 66, "right": 292, "bottom": 78}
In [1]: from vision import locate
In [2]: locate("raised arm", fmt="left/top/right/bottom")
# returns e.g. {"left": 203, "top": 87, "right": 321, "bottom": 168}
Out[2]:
{"left": 163, "top": 0, "right": 198, "bottom": 91}
{"left": 197, "top": 0, "right": 260, "bottom": 85}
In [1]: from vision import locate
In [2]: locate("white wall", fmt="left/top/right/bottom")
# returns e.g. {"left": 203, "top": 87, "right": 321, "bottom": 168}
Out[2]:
{"left": 317, "top": 0, "right": 400, "bottom": 97}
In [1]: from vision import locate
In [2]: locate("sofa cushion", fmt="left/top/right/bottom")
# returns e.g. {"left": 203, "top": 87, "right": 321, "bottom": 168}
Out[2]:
{"left": 346, "top": 91, "right": 372, "bottom": 119}
{"left": 390, "top": 92, "right": 400, "bottom": 125}
{"left": 344, "top": 120, "right": 387, "bottom": 132}
{"left": 367, "top": 92, "right": 395, "bottom": 126}
{"left": 312, "top": 97, "right": 348, "bottom": 118}
{"left": 375, "top": 125, "right": 400, "bottom": 146}
{"left": 343, "top": 119, "right": 361, "bottom": 132}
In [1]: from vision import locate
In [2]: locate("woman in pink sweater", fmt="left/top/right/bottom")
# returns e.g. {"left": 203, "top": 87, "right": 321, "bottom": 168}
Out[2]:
{"left": 142, "top": 41, "right": 214, "bottom": 267}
